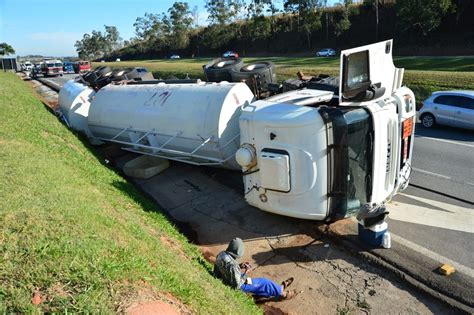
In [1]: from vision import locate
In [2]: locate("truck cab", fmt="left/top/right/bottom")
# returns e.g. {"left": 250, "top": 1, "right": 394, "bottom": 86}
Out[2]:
{"left": 41, "top": 60, "right": 64, "bottom": 77}
{"left": 74, "top": 60, "right": 91, "bottom": 74}
{"left": 236, "top": 40, "right": 416, "bottom": 220}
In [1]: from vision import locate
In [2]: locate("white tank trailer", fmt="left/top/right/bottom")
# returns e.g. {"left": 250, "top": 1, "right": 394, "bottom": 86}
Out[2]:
{"left": 59, "top": 40, "right": 416, "bottom": 220}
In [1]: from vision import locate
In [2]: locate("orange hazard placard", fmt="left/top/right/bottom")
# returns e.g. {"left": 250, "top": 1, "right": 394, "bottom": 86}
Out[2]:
{"left": 402, "top": 118, "right": 414, "bottom": 139}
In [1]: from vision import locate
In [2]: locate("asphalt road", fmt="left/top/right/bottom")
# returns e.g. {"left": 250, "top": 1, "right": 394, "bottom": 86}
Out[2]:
{"left": 411, "top": 121, "right": 474, "bottom": 202}
{"left": 43, "top": 74, "right": 474, "bottom": 276}
{"left": 39, "top": 73, "right": 77, "bottom": 88}
{"left": 390, "top": 121, "right": 474, "bottom": 270}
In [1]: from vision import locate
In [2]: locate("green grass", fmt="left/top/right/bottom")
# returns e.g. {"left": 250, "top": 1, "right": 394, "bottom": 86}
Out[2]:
{"left": 0, "top": 72, "right": 261, "bottom": 314}
{"left": 95, "top": 55, "right": 474, "bottom": 102}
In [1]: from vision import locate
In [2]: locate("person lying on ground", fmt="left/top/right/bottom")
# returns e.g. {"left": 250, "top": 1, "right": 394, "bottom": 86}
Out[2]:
{"left": 214, "top": 237, "right": 296, "bottom": 300}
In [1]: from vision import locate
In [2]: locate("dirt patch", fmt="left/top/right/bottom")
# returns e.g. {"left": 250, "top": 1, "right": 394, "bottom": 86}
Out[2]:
{"left": 115, "top": 280, "right": 191, "bottom": 315}
{"left": 200, "top": 246, "right": 217, "bottom": 264}
{"left": 160, "top": 235, "right": 188, "bottom": 260}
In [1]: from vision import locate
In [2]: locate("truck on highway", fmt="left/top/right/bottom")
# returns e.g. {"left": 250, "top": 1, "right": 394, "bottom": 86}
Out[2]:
{"left": 41, "top": 59, "right": 63, "bottom": 77}
{"left": 74, "top": 60, "right": 91, "bottom": 73}
{"left": 58, "top": 40, "right": 416, "bottom": 221}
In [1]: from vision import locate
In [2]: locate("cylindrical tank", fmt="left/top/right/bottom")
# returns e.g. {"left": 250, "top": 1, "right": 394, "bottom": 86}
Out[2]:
{"left": 88, "top": 81, "right": 255, "bottom": 169}
{"left": 58, "top": 79, "right": 97, "bottom": 141}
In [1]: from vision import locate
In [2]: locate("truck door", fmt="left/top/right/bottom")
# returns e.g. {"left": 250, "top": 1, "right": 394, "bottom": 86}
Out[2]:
{"left": 338, "top": 39, "right": 404, "bottom": 106}
{"left": 337, "top": 40, "right": 416, "bottom": 202}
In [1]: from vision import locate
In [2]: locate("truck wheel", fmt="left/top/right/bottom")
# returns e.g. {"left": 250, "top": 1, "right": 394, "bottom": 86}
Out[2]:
{"left": 230, "top": 61, "right": 276, "bottom": 94}
{"left": 203, "top": 58, "right": 243, "bottom": 82}
{"left": 110, "top": 69, "right": 126, "bottom": 81}
{"left": 421, "top": 113, "right": 436, "bottom": 128}
{"left": 95, "top": 66, "right": 112, "bottom": 77}
{"left": 123, "top": 67, "right": 154, "bottom": 81}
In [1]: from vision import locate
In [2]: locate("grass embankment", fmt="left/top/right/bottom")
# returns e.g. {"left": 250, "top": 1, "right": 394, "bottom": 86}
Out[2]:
{"left": 0, "top": 72, "right": 260, "bottom": 314}
{"left": 96, "top": 56, "right": 474, "bottom": 101}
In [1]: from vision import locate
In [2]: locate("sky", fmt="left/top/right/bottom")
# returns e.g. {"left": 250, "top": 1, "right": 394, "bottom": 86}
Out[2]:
{"left": 0, "top": 0, "right": 338, "bottom": 57}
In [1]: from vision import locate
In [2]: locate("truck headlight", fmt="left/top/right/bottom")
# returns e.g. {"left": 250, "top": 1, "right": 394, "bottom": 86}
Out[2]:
{"left": 235, "top": 144, "right": 256, "bottom": 168}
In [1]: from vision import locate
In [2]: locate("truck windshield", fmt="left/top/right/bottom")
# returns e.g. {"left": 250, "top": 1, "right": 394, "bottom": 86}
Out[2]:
{"left": 321, "top": 107, "right": 373, "bottom": 220}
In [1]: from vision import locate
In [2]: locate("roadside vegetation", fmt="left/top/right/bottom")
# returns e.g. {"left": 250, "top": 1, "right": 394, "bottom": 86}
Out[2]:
{"left": 0, "top": 72, "right": 261, "bottom": 314}
{"left": 76, "top": 0, "right": 472, "bottom": 60}
{"left": 95, "top": 55, "right": 474, "bottom": 102}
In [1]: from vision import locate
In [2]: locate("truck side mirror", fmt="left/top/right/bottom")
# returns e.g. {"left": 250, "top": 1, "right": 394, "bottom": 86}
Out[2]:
{"left": 341, "top": 50, "right": 386, "bottom": 103}
{"left": 342, "top": 50, "right": 371, "bottom": 101}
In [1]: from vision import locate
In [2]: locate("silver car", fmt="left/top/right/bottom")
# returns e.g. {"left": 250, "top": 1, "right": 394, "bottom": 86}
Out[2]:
{"left": 419, "top": 90, "right": 474, "bottom": 130}
{"left": 316, "top": 48, "right": 336, "bottom": 57}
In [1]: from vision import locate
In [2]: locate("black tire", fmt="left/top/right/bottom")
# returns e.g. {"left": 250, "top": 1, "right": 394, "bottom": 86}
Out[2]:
{"left": 203, "top": 58, "right": 243, "bottom": 82}
{"left": 110, "top": 69, "right": 127, "bottom": 81}
{"left": 95, "top": 74, "right": 113, "bottom": 88}
{"left": 94, "top": 66, "right": 112, "bottom": 77}
{"left": 230, "top": 61, "right": 276, "bottom": 94}
{"left": 83, "top": 71, "right": 100, "bottom": 87}
{"left": 123, "top": 67, "right": 154, "bottom": 81}
{"left": 421, "top": 113, "right": 436, "bottom": 128}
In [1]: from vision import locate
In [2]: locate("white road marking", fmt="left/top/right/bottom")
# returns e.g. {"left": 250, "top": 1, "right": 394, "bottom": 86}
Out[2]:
{"left": 390, "top": 233, "right": 474, "bottom": 279}
{"left": 388, "top": 193, "right": 474, "bottom": 233}
{"left": 412, "top": 167, "right": 474, "bottom": 187}
{"left": 415, "top": 135, "right": 474, "bottom": 148}
{"left": 412, "top": 167, "right": 451, "bottom": 180}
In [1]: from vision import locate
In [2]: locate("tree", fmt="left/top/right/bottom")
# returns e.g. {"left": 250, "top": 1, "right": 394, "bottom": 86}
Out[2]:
{"left": 396, "top": 0, "right": 453, "bottom": 36}
{"left": 75, "top": 26, "right": 121, "bottom": 59}
{"left": 284, "top": 0, "right": 325, "bottom": 47}
{"left": 245, "top": 1, "right": 271, "bottom": 41}
{"left": 205, "top": 0, "right": 244, "bottom": 25}
{"left": 0, "top": 42, "right": 15, "bottom": 56}
{"left": 334, "top": 0, "right": 352, "bottom": 37}
{"left": 104, "top": 25, "right": 122, "bottom": 54}
{"left": 168, "top": 2, "right": 194, "bottom": 49}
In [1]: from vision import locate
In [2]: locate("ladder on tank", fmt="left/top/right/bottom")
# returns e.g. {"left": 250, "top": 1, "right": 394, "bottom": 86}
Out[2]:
{"left": 95, "top": 125, "right": 240, "bottom": 167}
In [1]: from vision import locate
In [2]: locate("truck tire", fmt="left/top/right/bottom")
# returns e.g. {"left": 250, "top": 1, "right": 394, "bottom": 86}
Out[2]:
{"left": 95, "top": 66, "right": 112, "bottom": 77}
{"left": 230, "top": 61, "right": 276, "bottom": 94}
{"left": 203, "top": 58, "right": 243, "bottom": 82}
{"left": 110, "top": 69, "right": 127, "bottom": 81}
{"left": 123, "top": 67, "right": 154, "bottom": 81}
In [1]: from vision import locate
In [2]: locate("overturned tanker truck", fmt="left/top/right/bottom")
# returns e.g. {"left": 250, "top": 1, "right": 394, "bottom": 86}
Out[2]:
{"left": 59, "top": 40, "right": 416, "bottom": 221}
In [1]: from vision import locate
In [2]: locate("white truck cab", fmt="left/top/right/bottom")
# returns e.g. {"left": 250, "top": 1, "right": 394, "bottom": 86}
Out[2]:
{"left": 236, "top": 40, "right": 416, "bottom": 220}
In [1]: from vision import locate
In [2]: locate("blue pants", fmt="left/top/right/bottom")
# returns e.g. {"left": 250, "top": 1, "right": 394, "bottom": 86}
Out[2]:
{"left": 240, "top": 277, "right": 283, "bottom": 298}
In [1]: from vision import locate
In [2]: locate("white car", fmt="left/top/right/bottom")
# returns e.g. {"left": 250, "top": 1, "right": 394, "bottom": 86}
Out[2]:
{"left": 23, "top": 61, "right": 33, "bottom": 71}
{"left": 170, "top": 55, "right": 180, "bottom": 59}
{"left": 316, "top": 48, "right": 336, "bottom": 57}
{"left": 419, "top": 90, "right": 474, "bottom": 130}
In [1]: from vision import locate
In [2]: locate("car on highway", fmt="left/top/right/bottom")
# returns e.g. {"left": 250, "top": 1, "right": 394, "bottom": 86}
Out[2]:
{"left": 22, "top": 61, "right": 34, "bottom": 71}
{"left": 419, "top": 90, "right": 474, "bottom": 130}
{"left": 41, "top": 60, "right": 64, "bottom": 77}
{"left": 74, "top": 60, "right": 91, "bottom": 73}
{"left": 222, "top": 51, "right": 239, "bottom": 58}
{"left": 169, "top": 54, "right": 180, "bottom": 59}
{"left": 316, "top": 48, "right": 336, "bottom": 57}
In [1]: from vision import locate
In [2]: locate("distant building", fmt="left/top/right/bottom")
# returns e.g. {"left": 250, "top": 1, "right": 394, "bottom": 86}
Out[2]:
{"left": 1, "top": 57, "right": 20, "bottom": 72}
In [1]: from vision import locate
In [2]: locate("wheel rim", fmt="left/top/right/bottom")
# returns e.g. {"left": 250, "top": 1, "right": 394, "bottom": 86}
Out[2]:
{"left": 422, "top": 115, "right": 434, "bottom": 127}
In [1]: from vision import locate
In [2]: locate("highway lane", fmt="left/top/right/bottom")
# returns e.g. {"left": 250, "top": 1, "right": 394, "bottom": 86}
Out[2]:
{"left": 410, "top": 122, "right": 474, "bottom": 203}
{"left": 39, "top": 73, "right": 77, "bottom": 88}
{"left": 390, "top": 121, "right": 474, "bottom": 271}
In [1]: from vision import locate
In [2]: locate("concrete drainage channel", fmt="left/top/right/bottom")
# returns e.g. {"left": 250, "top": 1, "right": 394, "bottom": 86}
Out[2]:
{"left": 26, "top": 74, "right": 471, "bottom": 314}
